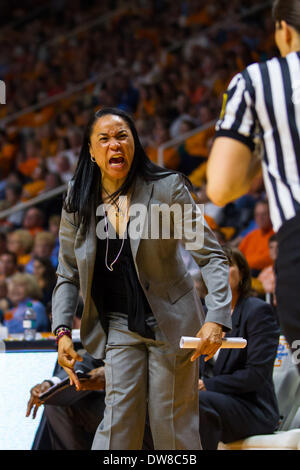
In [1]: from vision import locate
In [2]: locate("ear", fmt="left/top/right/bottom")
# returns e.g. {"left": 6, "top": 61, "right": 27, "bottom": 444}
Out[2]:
{"left": 281, "top": 20, "right": 293, "bottom": 44}
{"left": 89, "top": 143, "right": 94, "bottom": 158}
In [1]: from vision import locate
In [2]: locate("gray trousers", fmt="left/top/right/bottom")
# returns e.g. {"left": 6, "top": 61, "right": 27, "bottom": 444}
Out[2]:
{"left": 92, "top": 313, "right": 201, "bottom": 450}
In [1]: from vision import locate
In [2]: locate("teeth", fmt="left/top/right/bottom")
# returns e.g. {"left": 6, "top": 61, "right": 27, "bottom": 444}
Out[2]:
{"left": 109, "top": 156, "right": 124, "bottom": 166}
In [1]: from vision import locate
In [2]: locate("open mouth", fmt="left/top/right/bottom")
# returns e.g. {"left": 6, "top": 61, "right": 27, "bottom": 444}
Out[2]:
{"left": 109, "top": 155, "right": 125, "bottom": 167}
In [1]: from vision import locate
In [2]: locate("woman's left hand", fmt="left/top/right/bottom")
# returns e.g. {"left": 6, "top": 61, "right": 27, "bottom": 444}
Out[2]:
{"left": 190, "top": 322, "right": 223, "bottom": 362}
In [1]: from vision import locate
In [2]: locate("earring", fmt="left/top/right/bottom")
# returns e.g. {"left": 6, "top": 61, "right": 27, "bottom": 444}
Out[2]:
{"left": 90, "top": 155, "right": 96, "bottom": 163}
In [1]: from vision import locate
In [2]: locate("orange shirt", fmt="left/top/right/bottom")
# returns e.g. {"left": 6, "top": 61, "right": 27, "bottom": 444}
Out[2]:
{"left": 22, "top": 180, "right": 46, "bottom": 200}
{"left": 17, "top": 253, "right": 32, "bottom": 267}
{"left": 27, "top": 227, "right": 44, "bottom": 237}
{"left": 18, "top": 158, "right": 39, "bottom": 177}
{"left": 239, "top": 227, "right": 274, "bottom": 272}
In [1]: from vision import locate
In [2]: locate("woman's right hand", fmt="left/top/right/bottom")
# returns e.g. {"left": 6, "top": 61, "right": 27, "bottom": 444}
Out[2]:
{"left": 57, "top": 334, "right": 83, "bottom": 391}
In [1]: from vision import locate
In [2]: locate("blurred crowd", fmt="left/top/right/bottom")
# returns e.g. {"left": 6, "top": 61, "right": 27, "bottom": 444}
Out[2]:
{"left": 0, "top": 0, "right": 278, "bottom": 335}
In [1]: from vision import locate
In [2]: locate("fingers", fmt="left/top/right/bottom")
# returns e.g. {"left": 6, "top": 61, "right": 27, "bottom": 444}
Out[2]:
{"left": 57, "top": 337, "right": 83, "bottom": 390}
{"left": 26, "top": 385, "right": 43, "bottom": 418}
{"left": 69, "top": 369, "right": 81, "bottom": 391}
{"left": 26, "top": 396, "right": 34, "bottom": 417}
{"left": 62, "top": 366, "right": 81, "bottom": 391}
{"left": 26, "top": 396, "right": 41, "bottom": 419}
{"left": 32, "top": 403, "right": 40, "bottom": 420}
{"left": 191, "top": 339, "right": 222, "bottom": 362}
{"left": 66, "top": 347, "right": 83, "bottom": 363}
{"left": 191, "top": 322, "right": 223, "bottom": 362}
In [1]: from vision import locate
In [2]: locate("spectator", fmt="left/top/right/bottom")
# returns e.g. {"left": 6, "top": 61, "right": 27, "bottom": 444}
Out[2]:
{"left": 22, "top": 207, "right": 45, "bottom": 237}
{"left": 0, "top": 279, "right": 12, "bottom": 325}
{"left": 198, "top": 247, "right": 280, "bottom": 449}
{"left": 17, "top": 140, "right": 42, "bottom": 178}
{"left": 3, "top": 272, "right": 49, "bottom": 334}
{"left": 238, "top": 200, "right": 274, "bottom": 275}
{"left": 25, "top": 231, "right": 58, "bottom": 274}
{"left": 0, "top": 182, "right": 25, "bottom": 228}
{"left": 48, "top": 214, "right": 60, "bottom": 261}
{"left": 0, "top": 233, "right": 7, "bottom": 256}
{"left": 256, "top": 234, "right": 278, "bottom": 299}
{"left": 116, "top": 74, "right": 140, "bottom": 113}
{"left": 169, "top": 92, "right": 196, "bottom": 138}
{"left": 32, "top": 256, "right": 57, "bottom": 307}
{"left": 0, "top": 251, "right": 19, "bottom": 282}
{"left": 7, "top": 229, "right": 34, "bottom": 267}
{"left": 146, "top": 119, "right": 180, "bottom": 169}
{"left": 21, "top": 163, "right": 47, "bottom": 201}
{"left": 53, "top": 154, "right": 74, "bottom": 183}
{"left": 37, "top": 173, "right": 64, "bottom": 219}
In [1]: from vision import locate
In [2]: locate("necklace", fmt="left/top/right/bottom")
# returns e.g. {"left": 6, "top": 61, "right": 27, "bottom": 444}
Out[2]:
{"left": 102, "top": 187, "right": 129, "bottom": 272}
{"left": 102, "top": 187, "right": 124, "bottom": 217}
{"left": 103, "top": 206, "right": 128, "bottom": 271}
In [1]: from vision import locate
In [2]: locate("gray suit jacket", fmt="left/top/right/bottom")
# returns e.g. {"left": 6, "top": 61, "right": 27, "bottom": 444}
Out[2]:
{"left": 52, "top": 173, "right": 231, "bottom": 359}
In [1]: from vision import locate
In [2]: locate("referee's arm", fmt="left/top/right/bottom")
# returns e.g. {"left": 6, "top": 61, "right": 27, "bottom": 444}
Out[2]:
{"left": 207, "top": 136, "right": 261, "bottom": 207}
{"left": 206, "top": 71, "right": 261, "bottom": 207}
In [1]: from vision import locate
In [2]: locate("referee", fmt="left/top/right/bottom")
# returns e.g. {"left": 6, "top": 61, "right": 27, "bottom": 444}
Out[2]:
{"left": 206, "top": 0, "right": 300, "bottom": 372}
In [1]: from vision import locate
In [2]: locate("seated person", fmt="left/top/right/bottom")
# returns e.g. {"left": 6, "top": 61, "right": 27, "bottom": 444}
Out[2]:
{"left": 48, "top": 214, "right": 60, "bottom": 261}
{"left": 238, "top": 199, "right": 274, "bottom": 276}
{"left": 0, "top": 251, "right": 19, "bottom": 283}
{"left": 25, "top": 231, "right": 58, "bottom": 274}
{"left": 256, "top": 234, "right": 278, "bottom": 299}
{"left": 26, "top": 351, "right": 106, "bottom": 450}
{"left": 26, "top": 351, "right": 153, "bottom": 450}
{"left": 7, "top": 229, "right": 34, "bottom": 268}
{"left": 0, "top": 181, "right": 25, "bottom": 228}
{"left": 3, "top": 272, "right": 49, "bottom": 334}
{"left": 32, "top": 256, "right": 57, "bottom": 307}
{"left": 198, "top": 247, "right": 280, "bottom": 450}
{"left": 22, "top": 207, "right": 45, "bottom": 238}
{"left": 0, "top": 279, "right": 12, "bottom": 325}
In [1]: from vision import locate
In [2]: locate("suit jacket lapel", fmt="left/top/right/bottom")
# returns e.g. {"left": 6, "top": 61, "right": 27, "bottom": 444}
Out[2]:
{"left": 213, "top": 296, "right": 245, "bottom": 375}
{"left": 129, "top": 175, "right": 154, "bottom": 263}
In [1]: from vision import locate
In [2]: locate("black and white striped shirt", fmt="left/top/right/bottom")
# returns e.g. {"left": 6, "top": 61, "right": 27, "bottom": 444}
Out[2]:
{"left": 215, "top": 51, "right": 300, "bottom": 232}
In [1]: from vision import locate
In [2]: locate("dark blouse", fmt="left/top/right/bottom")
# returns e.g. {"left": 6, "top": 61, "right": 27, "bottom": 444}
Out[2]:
{"left": 91, "top": 217, "right": 154, "bottom": 339}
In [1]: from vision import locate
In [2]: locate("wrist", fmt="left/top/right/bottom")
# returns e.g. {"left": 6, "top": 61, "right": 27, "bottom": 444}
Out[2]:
{"left": 42, "top": 380, "right": 54, "bottom": 389}
{"left": 55, "top": 326, "right": 72, "bottom": 344}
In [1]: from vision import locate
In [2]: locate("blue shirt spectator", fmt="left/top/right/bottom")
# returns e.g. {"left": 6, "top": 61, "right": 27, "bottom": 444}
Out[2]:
{"left": 3, "top": 297, "right": 49, "bottom": 334}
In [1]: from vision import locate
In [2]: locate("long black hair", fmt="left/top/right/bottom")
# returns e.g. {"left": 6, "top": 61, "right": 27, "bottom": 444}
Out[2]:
{"left": 273, "top": 0, "right": 300, "bottom": 33}
{"left": 64, "top": 107, "right": 193, "bottom": 233}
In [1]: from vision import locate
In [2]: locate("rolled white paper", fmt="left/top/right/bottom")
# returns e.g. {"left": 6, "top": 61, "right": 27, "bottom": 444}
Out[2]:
{"left": 180, "top": 336, "right": 247, "bottom": 349}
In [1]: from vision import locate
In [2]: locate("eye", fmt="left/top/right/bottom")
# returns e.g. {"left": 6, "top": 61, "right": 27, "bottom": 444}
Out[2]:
{"left": 118, "top": 133, "right": 128, "bottom": 139}
{"left": 99, "top": 136, "right": 108, "bottom": 142}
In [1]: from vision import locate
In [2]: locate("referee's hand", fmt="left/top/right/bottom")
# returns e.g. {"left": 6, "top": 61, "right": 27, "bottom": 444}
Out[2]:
{"left": 190, "top": 322, "right": 223, "bottom": 362}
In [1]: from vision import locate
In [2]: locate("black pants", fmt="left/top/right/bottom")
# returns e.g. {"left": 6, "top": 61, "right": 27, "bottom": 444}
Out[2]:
{"left": 44, "top": 392, "right": 106, "bottom": 450}
{"left": 198, "top": 391, "right": 278, "bottom": 450}
{"left": 44, "top": 391, "right": 154, "bottom": 450}
{"left": 276, "top": 212, "right": 300, "bottom": 374}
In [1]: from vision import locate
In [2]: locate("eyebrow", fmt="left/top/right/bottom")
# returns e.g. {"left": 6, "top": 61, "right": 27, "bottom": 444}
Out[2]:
{"left": 97, "top": 130, "right": 128, "bottom": 136}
